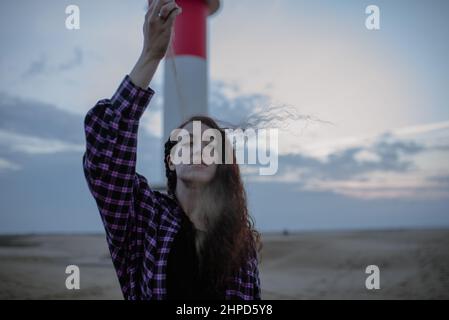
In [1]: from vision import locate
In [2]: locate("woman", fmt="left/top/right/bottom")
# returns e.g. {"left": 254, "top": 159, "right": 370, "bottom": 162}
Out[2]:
{"left": 82, "top": 0, "right": 261, "bottom": 300}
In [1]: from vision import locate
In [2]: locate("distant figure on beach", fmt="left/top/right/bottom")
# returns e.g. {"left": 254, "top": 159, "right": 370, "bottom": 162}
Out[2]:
{"left": 82, "top": 0, "right": 261, "bottom": 300}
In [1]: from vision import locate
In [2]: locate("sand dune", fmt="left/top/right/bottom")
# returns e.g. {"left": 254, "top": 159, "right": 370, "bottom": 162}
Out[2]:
{"left": 0, "top": 229, "right": 448, "bottom": 299}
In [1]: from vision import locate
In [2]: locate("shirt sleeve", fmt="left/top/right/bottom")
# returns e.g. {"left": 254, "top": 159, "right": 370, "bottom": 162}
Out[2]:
{"left": 248, "top": 255, "right": 262, "bottom": 300}
{"left": 252, "top": 257, "right": 262, "bottom": 300}
{"left": 227, "top": 252, "right": 262, "bottom": 300}
{"left": 82, "top": 75, "right": 156, "bottom": 248}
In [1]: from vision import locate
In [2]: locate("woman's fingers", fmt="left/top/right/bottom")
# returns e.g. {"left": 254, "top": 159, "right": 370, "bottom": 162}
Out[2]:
{"left": 159, "top": 1, "right": 180, "bottom": 20}
{"left": 150, "top": 0, "right": 174, "bottom": 20}
{"left": 147, "top": 0, "right": 154, "bottom": 10}
{"left": 164, "top": 6, "right": 182, "bottom": 26}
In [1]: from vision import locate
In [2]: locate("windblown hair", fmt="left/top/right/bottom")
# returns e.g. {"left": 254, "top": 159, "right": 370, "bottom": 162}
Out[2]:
{"left": 163, "top": 115, "right": 262, "bottom": 292}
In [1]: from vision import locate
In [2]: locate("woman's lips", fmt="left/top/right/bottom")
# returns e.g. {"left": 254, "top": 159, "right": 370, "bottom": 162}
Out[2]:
{"left": 189, "top": 163, "right": 208, "bottom": 167}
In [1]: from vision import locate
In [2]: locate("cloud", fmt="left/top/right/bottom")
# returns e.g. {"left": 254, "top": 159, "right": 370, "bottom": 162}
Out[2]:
{"left": 209, "top": 80, "right": 270, "bottom": 125}
{"left": 0, "top": 157, "right": 21, "bottom": 172}
{"left": 279, "top": 135, "right": 424, "bottom": 180}
{"left": 301, "top": 171, "right": 449, "bottom": 200}
{"left": 353, "top": 149, "right": 382, "bottom": 163}
{"left": 292, "top": 120, "right": 449, "bottom": 161}
{"left": 0, "top": 92, "right": 84, "bottom": 144}
{"left": 57, "top": 47, "right": 83, "bottom": 71}
{"left": 21, "top": 47, "right": 84, "bottom": 78}
{"left": 392, "top": 120, "right": 449, "bottom": 137}
{"left": 209, "top": 79, "right": 327, "bottom": 147}
{"left": 0, "top": 93, "right": 85, "bottom": 167}
{"left": 22, "top": 55, "right": 48, "bottom": 77}
{"left": 245, "top": 130, "right": 449, "bottom": 200}
{"left": 0, "top": 130, "right": 83, "bottom": 155}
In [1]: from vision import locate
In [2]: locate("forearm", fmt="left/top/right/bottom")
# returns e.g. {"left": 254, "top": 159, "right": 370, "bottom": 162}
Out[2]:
{"left": 83, "top": 75, "right": 155, "bottom": 246}
{"left": 83, "top": 75, "right": 155, "bottom": 174}
{"left": 129, "top": 54, "right": 161, "bottom": 90}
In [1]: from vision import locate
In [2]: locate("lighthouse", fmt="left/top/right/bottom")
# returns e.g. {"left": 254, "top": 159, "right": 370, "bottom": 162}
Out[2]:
{"left": 163, "top": 0, "right": 220, "bottom": 141}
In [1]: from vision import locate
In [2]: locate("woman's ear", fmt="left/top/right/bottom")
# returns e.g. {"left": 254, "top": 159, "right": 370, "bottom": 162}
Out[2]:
{"left": 166, "top": 154, "right": 175, "bottom": 171}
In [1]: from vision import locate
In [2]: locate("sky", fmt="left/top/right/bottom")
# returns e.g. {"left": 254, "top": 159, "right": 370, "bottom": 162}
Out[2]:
{"left": 0, "top": 0, "right": 449, "bottom": 233}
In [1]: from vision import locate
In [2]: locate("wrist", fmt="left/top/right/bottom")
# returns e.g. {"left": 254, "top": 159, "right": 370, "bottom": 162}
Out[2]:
{"left": 129, "top": 54, "right": 160, "bottom": 90}
{"left": 139, "top": 49, "right": 162, "bottom": 65}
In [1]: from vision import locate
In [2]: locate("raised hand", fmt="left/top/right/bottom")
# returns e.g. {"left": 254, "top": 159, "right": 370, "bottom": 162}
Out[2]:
{"left": 130, "top": 0, "right": 182, "bottom": 89}
{"left": 143, "top": 0, "right": 182, "bottom": 61}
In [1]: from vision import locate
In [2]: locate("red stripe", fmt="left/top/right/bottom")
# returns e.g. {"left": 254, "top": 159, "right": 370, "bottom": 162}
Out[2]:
{"left": 173, "top": 0, "right": 208, "bottom": 59}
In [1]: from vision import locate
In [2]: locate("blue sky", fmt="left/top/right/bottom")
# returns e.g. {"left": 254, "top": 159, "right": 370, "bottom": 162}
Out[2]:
{"left": 1, "top": 0, "right": 449, "bottom": 233}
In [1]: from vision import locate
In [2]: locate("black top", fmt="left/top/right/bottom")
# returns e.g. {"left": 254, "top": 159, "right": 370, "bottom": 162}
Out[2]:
{"left": 166, "top": 211, "right": 224, "bottom": 300}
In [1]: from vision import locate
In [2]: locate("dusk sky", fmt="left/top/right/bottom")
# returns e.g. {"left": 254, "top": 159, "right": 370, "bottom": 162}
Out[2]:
{"left": 1, "top": 0, "right": 449, "bottom": 233}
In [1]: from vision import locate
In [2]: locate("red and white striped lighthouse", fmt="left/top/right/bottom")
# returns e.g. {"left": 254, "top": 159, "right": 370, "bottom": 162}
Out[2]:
{"left": 163, "top": 0, "right": 220, "bottom": 141}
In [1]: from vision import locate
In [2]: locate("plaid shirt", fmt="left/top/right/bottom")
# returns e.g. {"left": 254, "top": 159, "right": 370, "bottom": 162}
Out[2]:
{"left": 82, "top": 75, "right": 261, "bottom": 300}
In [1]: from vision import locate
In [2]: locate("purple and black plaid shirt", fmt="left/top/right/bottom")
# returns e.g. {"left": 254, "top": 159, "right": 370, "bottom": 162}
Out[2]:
{"left": 82, "top": 75, "right": 261, "bottom": 300}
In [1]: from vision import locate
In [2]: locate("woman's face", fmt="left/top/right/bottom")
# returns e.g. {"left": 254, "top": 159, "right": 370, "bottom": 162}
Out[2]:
{"left": 167, "top": 121, "right": 218, "bottom": 187}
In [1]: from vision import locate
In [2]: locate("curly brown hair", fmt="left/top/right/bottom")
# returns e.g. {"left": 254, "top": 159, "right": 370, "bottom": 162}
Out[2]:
{"left": 163, "top": 115, "right": 262, "bottom": 291}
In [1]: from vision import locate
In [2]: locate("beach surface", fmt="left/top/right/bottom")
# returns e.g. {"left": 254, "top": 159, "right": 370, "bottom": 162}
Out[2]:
{"left": 1, "top": 229, "right": 448, "bottom": 299}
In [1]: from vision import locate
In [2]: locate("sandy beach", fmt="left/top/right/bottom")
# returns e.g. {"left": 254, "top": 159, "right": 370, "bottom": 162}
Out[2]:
{"left": 0, "top": 229, "right": 448, "bottom": 299}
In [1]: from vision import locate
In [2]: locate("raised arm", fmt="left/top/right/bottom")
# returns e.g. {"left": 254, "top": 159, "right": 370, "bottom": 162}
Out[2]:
{"left": 82, "top": 0, "right": 182, "bottom": 247}
{"left": 130, "top": 0, "right": 182, "bottom": 89}
{"left": 82, "top": 75, "right": 155, "bottom": 246}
